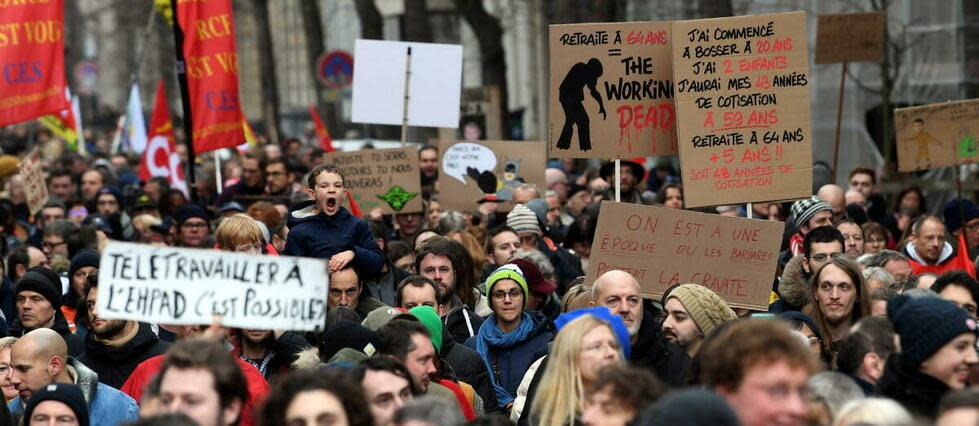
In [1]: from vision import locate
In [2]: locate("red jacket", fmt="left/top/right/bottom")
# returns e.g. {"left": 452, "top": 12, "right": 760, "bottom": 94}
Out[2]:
{"left": 121, "top": 354, "right": 270, "bottom": 426}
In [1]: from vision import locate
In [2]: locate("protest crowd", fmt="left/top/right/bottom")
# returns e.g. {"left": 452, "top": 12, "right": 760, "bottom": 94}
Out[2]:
{"left": 5, "top": 2, "right": 979, "bottom": 426}
{"left": 0, "top": 128, "right": 973, "bottom": 426}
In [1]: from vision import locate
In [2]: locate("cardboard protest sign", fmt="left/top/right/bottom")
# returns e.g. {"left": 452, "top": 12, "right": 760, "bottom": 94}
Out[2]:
{"left": 672, "top": 12, "right": 812, "bottom": 208}
{"left": 323, "top": 147, "right": 422, "bottom": 214}
{"left": 814, "top": 12, "right": 886, "bottom": 64}
{"left": 585, "top": 201, "right": 784, "bottom": 310}
{"left": 352, "top": 39, "right": 463, "bottom": 128}
{"left": 96, "top": 242, "right": 329, "bottom": 331}
{"left": 459, "top": 86, "right": 503, "bottom": 141}
{"left": 895, "top": 99, "right": 979, "bottom": 172}
{"left": 20, "top": 149, "right": 46, "bottom": 215}
{"left": 549, "top": 22, "right": 677, "bottom": 158}
{"left": 438, "top": 140, "right": 546, "bottom": 212}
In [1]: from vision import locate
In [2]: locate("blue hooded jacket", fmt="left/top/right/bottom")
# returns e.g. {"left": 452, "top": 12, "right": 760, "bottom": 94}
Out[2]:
{"left": 283, "top": 200, "right": 383, "bottom": 278}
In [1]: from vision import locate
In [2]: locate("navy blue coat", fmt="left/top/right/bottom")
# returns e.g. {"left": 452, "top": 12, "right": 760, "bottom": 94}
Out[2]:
{"left": 283, "top": 201, "right": 384, "bottom": 278}
{"left": 465, "top": 311, "right": 553, "bottom": 401}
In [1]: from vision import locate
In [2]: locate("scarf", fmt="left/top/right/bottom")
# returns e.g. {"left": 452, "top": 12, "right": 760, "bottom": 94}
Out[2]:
{"left": 474, "top": 311, "right": 535, "bottom": 407}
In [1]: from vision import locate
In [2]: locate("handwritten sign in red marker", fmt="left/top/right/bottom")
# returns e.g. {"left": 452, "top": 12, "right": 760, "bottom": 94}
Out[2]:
{"left": 549, "top": 21, "right": 676, "bottom": 159}
{"left": 585, "top": 201, "right": 784, "bottom": 310}
{"left": 672, "top": 12, "right": 812, "bottom": 208}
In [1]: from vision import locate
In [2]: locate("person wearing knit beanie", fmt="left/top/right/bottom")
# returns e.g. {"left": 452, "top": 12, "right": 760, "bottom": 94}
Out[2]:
{"left": 409, "top": 305, "right": 443, "bottom": 353}
{"left": 506, "top": 204, "right": 542, "bottom": 250}
{"left": 22, "top": 383, "right": 90, "bottom": 426}
{"left": 788, "top": 196, "right": 834, "bottom": 256}
{"left": 68, "top": 249, "right": 99, "bottom": 295}
{"left": 662, "top": 284, "right": 737, "bottom": 357}
{"left": 486, "top": 264, "right": 530, "bottom": 310}
{"left": 15, "top": 270, "right": 63, "bottom": 330}
{"left": 877, "top": 294, "right": 979, "bottom": 418}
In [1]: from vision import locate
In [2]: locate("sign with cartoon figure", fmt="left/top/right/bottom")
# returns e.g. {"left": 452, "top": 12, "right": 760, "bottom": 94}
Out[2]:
{"left": 438, "top": 140, "right": 547, "bottom": 213}
{"left": 549, "top": 22, "right": 677, "bottom": 159}
{"left": 322, "top": 147, "right": 422, "bottom": 215}
{"left": 895, "top": 99, "right": 979, "bottom": 172}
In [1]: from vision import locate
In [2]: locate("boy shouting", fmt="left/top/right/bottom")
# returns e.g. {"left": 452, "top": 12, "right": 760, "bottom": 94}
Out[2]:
{"left": 284, "top": 165, "right": 383, "bottom": 277}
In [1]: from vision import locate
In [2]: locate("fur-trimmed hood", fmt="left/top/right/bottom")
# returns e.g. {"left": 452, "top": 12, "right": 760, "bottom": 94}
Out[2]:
{"left": 777, "top": 254, "right": 811, "bottom": 310}
{"left": 292, "top": 347, "right": 322, "bottom": 372}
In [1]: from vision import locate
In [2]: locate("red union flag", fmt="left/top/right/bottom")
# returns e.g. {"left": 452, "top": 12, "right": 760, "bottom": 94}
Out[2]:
{"left": 141, "top": 80, "right": 188, "bottom": 196}
{"left": 0, "top": 0, "right": 69, "bottom": 126}
{"left": 176, "top": 0, "right": 244, "bottom": 153}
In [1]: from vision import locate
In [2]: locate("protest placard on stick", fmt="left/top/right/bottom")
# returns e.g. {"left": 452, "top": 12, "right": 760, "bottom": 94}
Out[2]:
{"left": 438, "top": 140, "right": 546, "bottom": 213}
{"left": 814, "top": 12, "right": 886, "bottom": 64}
{"left": 895, "top": 99, "right": 979, "bottom": 172}
{"left": 585, "top": 202, "right": 784, "bottom": 310}
{"left": 672, "top": 11, "right": 812, "bottom": 208}
{"left": 21, "top": 149, "right": 46, "bottom": 215}
{"left": 96, "top": 242, "right": 329, "bottom": 331}
{"left": 549, "top": 21, "right": 677, "bottom": 158}
{"left": 323, "top": 147, "right": 422, "bottom": 215}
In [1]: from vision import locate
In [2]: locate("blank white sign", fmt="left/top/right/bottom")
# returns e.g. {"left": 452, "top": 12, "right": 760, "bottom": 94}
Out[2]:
{"left": 352, "top": 39, "right": 463, "bottom": 128}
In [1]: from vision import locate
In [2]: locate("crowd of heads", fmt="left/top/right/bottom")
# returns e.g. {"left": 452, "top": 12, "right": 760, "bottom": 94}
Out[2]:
{"left": 0, "top": 122, "right": 978, "bottom": 426}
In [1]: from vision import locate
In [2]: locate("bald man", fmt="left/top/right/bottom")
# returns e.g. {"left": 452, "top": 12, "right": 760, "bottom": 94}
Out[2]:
{"left": 817, "top": 184, "right": 846, "bottom": 223}
{"left": 8, "top": 329, "right": 138, "bottom": 425}
{"left": 589, "top": 270, "right": 689, "bottom": 386}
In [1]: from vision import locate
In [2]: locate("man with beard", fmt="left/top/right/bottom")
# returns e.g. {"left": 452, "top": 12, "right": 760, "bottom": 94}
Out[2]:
{"left": 228, "top": 328, "right": 310, "bottom": 384}
{"left": 75, "top": 275, "right": 170, "bottom": 389}
{"left": 591, "top": 270, "right": 689, "bottom": 386}
{"left": 661, "top": 284, "right": 737, "bottom": 357}
{"left": 419, "top": 145, "right": 439, "bottom": 196}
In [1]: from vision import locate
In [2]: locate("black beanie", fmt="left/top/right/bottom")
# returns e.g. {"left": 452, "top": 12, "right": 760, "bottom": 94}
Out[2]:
{"left": 23, "top": 383, "right": 89, "bottom": 426}
{"left": 174, "top": 204, "right": 210, "bottom": 226}
{"left": 888, "top": 294, "right": 979, "bottom": 369}
{"left": 69, "top": 249, "right": 100, "bottom": 279}
{"left": 16, "top": 270, "right": 62, "bottom": 309}
{"left": 318, "top": 320, "right": 381, "bottom": 362}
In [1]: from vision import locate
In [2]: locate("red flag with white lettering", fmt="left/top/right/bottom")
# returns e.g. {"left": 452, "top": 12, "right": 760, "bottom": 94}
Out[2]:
{"left": 141, "top": 80, "right": 188, "bottom": 196}
{"left": 0, "top": 0, "right": 69, "bottom": 126}
{"left": 176, "top": 0, "right": 244, "bottom": 153}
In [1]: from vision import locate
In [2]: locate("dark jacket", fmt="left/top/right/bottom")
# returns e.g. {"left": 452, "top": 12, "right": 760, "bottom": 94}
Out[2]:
{"left": 630, "top": 310, "right": 690, "bottom": 387}
{"left": 354, "top": 296, "right": 388, "bottom": 321}
{"left": 464, "top": 311, "right": 553, "bottom": 402}
{"left": 284, "top": 201, "right": 383, "bottom": 278}
{"left": 10, "top": 310, "right": 84, "bottom": 357}
{"left": 230, "top": 331, "right": 311, "bottom": 383}
{"left": 442, "top": 325, "right": 498, "bottom": 412}
{"left": 362, "top": 260, "right": 411, "bottom": 307}
{"left": 76, "top": 322, "right": 171, "bottom": 389}
{"left": 444, "top": 301, "right": 484, "bottom": 344}
{"left": 876, "top": 354, "right": 949, "bottom": 419}
{"left": 537, "top": 239, "right": 583, "bottom": 292}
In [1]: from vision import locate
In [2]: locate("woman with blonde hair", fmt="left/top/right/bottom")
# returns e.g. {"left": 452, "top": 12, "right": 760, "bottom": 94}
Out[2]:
{"left": 215, "top": 213, "right": 275, "bottom": 254}
{"left": 529, "top": 307, "right": 631, "bottom": 426}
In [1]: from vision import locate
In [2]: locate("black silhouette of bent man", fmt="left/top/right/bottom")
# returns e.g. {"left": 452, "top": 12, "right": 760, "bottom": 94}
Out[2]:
{"left": 556, "top": 58, "right": 606, "bottom": 151}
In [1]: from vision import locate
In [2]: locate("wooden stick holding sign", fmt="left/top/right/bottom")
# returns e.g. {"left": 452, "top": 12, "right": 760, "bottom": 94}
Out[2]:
{"left": 814, "top": 12, "right": 886, "bottom": 176}
{"left": 401, "top": 47, "right": 412, "bottom": 146}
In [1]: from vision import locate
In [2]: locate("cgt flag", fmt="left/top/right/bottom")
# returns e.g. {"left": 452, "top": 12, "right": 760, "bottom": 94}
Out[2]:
{"left": 176, "top": 0, "right": 245, "bottom": 154}
{"left": 37, "top": 88, "right": 78, "bottom": 148}
{"left": 141, "top": 79, "right": 188, "bottom": 196}
{"left": 0, "top": 0, "right": 69, "bottom": 126}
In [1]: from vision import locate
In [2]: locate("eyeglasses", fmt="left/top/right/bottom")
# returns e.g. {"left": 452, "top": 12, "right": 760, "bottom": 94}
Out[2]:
{"left": 809, "top": 252, "right": 843, "bottom": 262}
{"left": 181, "top": 222, "right": 208, "bottom": 230}
{"left": 41, "top": 241, "right": 65, "bottom": 250}
{"left": 97, "top": 200, "right": 118, "bottom": 206}
{"left": 492, "top": 289, "right": 523, "bottom": 301}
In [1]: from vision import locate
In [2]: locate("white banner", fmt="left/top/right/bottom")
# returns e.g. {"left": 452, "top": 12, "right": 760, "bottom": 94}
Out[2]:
{"left": 96, "top": 242, "right": 329, "bottom": 331}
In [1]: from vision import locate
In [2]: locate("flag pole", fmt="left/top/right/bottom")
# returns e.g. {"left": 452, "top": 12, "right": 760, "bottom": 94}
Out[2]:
{"left": 215, "top": 151, "right": 223, "bottom": 195}
{"left": 169, "top": 0, "right": 199, "bottom": 204}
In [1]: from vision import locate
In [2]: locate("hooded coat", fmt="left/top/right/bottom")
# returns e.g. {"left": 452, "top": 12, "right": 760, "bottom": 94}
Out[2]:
{"left": 283, "top": 200, "right": 383, "bottom": 278}
{"left": 773, "top": 254, "right": 810, "bottom": 313}
{"left": 76, "top": 322, "right": 170, "bottom": 389}
{"left": 8, "top": 358, "right": 139, "bottom": 426}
